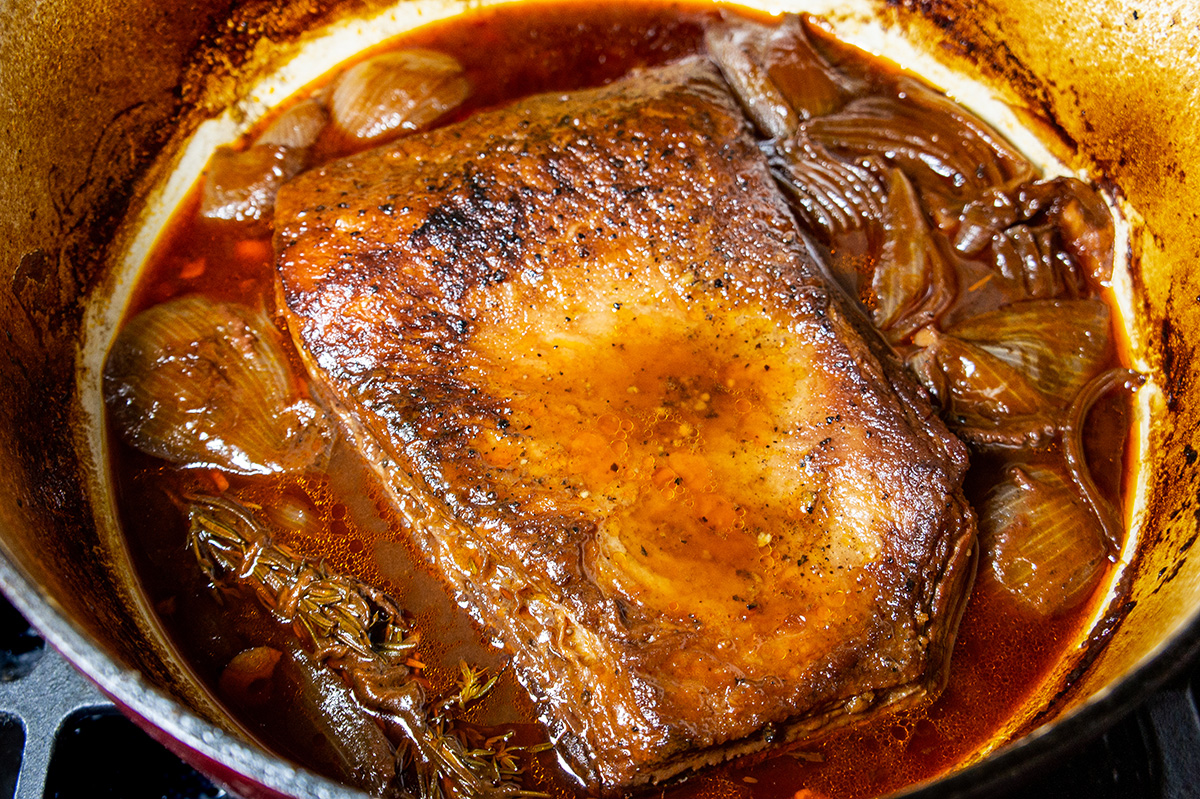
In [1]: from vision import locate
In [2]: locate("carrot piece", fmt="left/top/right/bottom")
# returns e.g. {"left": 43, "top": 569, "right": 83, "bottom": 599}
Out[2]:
{"left": 179, "top": 259, "right": 206, "bottom": 280}
{"left": 235, "top": 238, "right": 274, "bottom": 265}
{"left": 218, "top": 646, "right": 283, "bottom": 707}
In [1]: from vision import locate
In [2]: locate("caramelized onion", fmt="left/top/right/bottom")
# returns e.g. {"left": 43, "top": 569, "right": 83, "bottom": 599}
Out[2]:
{"left": 909, "top": 299, "right": 1113, "bottom": 435}
{"left": 199, "top": 144, "right": 306, "bottom": 233}
{"left": 1057, "top": 184, "right": 1117, "bottom": 287}
{"left": 707, "top": 14, "right": 855, "bottom": 138}
{"left": 979, "top": 464, "right": 1108, "bottom": 617}
{"left": 1061, "top": 368, "right": 1144, "bottom": 556}
{"left": 200, "top": 100, "right": 329, "bottom": 234}
{"left": 328, "top": 49, "right": 470, "bottom": 148}
{"left": 769, "top": 135, "right": 885, "bottom": 241}
{"left": 998, "top": 225, "right": 1066, "bottom": 298}
{"left": 104, "top": 296, "right": 333, "bottom": 475}
{"left": 953, "top": 177, "right": 1115, "bottom": 295}
{"left": 872, "top": 169, "right": 955, "bottom": 341}
{"left": 274, "top": 645, "right": 398, "bottom": 795}
{"left": 908, "top": 327, "right": 1046, "bottom": 422}
{"left": 255, "top": 98, "right": 328, "bottom": 150}
{"left": 706, "top": 24, "right": 797, "bottom": 139}
{"left": 953, "top": 188, "right": 1017, "bottom": 256}
{"left": 947, "top": 299, "right": 1112, "bottom": 400}
{"left": 805, "top": 78, "right": 1034, "bottom": 200}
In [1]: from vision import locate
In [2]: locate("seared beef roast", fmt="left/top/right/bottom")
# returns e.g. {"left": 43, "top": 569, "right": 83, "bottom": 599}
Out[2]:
{"left": 273, "top": 58, "right": 976, "bottom": 789}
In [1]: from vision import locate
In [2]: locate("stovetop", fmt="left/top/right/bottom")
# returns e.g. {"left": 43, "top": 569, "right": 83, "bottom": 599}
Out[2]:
{"left": 0, "top": 591, "right": 1196, "bottom": 799}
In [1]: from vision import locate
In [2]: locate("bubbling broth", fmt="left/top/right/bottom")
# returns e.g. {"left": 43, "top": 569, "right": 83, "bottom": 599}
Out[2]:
{"left": 106, "top": 3, "right": 1138, "bottom": 798}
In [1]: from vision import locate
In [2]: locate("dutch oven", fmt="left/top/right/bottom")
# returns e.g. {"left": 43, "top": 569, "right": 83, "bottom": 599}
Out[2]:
{"left": 1, "top": 0, "right": 1199, "bottom": 796}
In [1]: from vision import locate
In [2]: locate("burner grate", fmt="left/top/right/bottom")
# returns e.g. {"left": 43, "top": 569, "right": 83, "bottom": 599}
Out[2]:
{"left": 43, "top": 709, "right": 224, "bottom": 799}
{"left": 0, "top": 593, "right": 223, "bottom": 799}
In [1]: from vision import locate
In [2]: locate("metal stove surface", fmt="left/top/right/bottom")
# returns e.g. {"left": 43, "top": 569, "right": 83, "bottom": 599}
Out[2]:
{"left": 0, "top": 591, "right": 1195, "bottom": 799}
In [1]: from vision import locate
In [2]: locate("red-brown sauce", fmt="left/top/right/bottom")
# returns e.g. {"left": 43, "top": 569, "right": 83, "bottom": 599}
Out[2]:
{"left": 112, "top": 3, "right": 1134, "bottom": 798}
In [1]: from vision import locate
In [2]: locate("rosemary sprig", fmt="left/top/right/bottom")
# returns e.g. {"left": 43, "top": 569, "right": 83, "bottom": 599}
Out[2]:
{"left": 187, "top": 494, "right": 549, "bottom": 799}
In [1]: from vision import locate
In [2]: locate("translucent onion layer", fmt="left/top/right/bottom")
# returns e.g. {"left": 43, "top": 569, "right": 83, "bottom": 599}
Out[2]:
{"left": 328, "top": 49, "right": 471, "bottom": 149}
{"left": 979, "top": 464, "right": 1108, "bottom": 617}
{"left": 104, "top": 296, "right": 333, "bottom": 475}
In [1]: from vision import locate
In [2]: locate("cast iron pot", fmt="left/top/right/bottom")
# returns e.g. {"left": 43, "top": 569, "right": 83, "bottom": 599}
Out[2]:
{"left": 1, "top": 0, "right": 1199, "bottom": 796}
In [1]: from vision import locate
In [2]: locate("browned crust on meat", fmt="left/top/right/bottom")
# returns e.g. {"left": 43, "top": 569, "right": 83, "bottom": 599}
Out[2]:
{"left": 274, "top": 59, "right": 975, "bottom": 790}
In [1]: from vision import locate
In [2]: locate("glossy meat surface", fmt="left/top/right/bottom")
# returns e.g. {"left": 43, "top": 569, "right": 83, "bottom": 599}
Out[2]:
{"left": 274, "top": 59, "right": 976, "bottom": 789}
